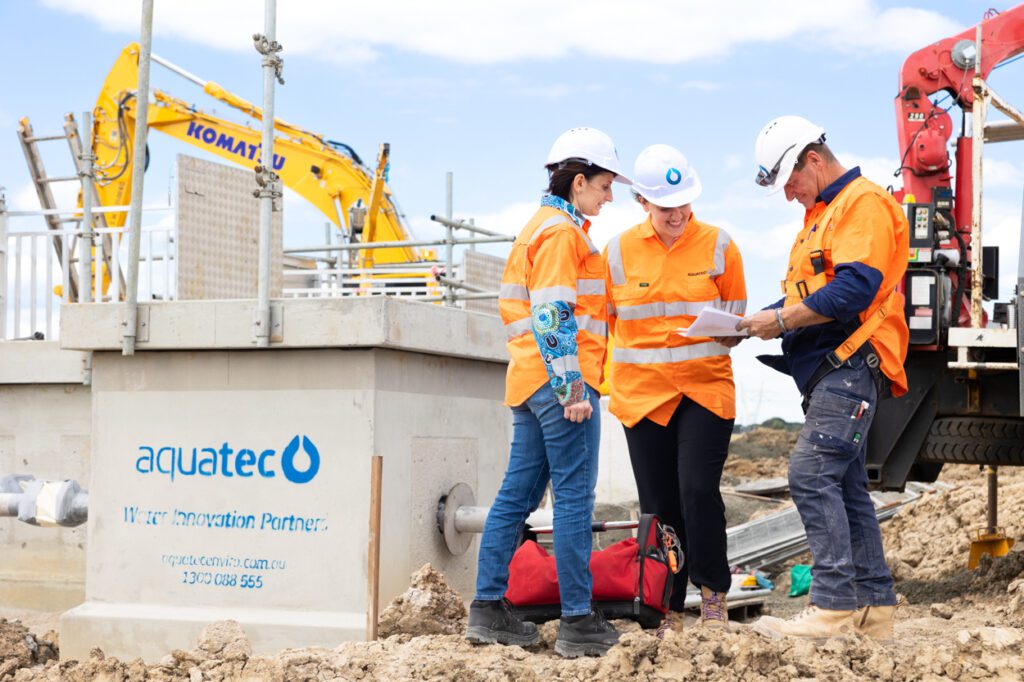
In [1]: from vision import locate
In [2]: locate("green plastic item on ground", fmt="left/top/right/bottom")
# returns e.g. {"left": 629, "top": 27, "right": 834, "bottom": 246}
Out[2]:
{"left": 788, "top": 564, "right": 812, "bottom": 597}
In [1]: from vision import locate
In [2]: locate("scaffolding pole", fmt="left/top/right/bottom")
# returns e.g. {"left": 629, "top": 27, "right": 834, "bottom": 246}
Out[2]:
{"left": 122, "top": 0, "right": 154, "bottom": 355}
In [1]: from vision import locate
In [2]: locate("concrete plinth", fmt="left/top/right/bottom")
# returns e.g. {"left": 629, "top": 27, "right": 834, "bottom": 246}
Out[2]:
{"left": 0, "top": 342, "right": 90, "bottom": 611}
{"left": 58, "top": 298, "right": 509, "bottom": 662}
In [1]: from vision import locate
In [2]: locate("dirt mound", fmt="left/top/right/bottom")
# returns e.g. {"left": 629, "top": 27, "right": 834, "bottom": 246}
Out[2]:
{"left": 6, "top": 561, "right": 1024, "bottom": 681}
{"left": 883, "top": 468, "right": 1024, "bottom": 585}
{"left": 723, "top": 456, "right": 789, "bottom": 483}
{"left": 378, "top": 564, "right": 468, "bottom": 638}
{"left": 0, "top": 620, "right": 57, "bottom": 679}
{"left": 729, "top": 427, "right": 798, "bottom": 460}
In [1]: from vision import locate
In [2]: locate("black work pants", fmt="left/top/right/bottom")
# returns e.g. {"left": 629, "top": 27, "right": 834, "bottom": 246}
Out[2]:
{"left": 623, "top": 396, "right": 733, "bottom": 610}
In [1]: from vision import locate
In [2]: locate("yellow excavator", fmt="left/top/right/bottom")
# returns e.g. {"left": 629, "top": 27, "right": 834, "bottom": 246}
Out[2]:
{"left": 89, "top": 42, "right": 423, "bottom": 269}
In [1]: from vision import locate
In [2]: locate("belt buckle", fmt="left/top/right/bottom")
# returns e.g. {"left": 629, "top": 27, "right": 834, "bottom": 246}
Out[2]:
{"left": 825, "top": 351, "right": 844, "bottom": 369}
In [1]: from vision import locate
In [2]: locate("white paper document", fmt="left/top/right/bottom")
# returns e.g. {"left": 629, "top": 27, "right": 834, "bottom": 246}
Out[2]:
{"left": 676, "top": 307, "right": 747, "bottom": 337}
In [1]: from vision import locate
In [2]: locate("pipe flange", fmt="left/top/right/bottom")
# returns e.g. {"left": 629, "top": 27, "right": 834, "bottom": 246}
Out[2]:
{"left": 436, "top": 482, "right": 475, "bottom": 556}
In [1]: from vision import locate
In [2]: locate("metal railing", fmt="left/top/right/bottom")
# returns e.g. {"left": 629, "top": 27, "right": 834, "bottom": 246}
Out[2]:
{"left": 2, "top": 195, "right": 509, "bottom": 341}
{"left": 1, "top": 204, "right": 175, "bottom": 341}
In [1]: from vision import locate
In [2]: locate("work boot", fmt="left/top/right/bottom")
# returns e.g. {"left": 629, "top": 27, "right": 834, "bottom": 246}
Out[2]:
{"left": 656, "top": 611, "right": 685, "bottom": 639}
{"left": 465, "top": 599, "right": 540, "bottom": 647}
{"left": 699, "top": 586, "right": 729, "bottom": 628}
{"left": 554, "top": 610, "right": 620, "bottom": 658}
{"left": 853, "top": 605, "right": 896, "bottom": 643}
{"left": 753, "top": 605, "right": 856, "bottom": 642}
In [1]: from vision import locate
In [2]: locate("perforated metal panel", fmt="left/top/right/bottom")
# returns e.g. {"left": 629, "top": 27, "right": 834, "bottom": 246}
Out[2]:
{"left": 176, "top": 154, "right": 283, "bottom": 300}
{"left": 463, "top": 251, "right": 504, "bottom": 315}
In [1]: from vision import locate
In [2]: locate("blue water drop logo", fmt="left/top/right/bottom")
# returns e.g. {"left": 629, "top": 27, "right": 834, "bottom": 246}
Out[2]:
{"left": 666, "top": 167, "right": 682, "bottom": 185}
{"left": 281, "top": 435, "right": 320, "bottom": 484}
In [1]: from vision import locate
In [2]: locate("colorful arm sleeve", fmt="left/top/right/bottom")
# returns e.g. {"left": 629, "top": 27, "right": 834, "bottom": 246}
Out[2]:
{"left": 531, "top": 300, "right": 587, "bottom": 406}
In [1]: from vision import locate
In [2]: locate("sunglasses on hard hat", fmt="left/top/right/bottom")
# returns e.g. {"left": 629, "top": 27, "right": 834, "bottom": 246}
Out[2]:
{"left": 755, "top": 133, "right": 827, "bottom": 187}
{"left": 755, "top": 143, "right": 796, "bottom": 187}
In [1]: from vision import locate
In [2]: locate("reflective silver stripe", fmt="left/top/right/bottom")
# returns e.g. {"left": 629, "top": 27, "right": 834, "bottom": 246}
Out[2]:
{"left": 575, "top": 315, "right": 607, "bottom": 337}
{"left": 550, "top": 354, "right": 581, "bottom": 375}
{"left": 606, "top": 234, "right": 626, "bottom": 286}
{"left": 530, "top": 286, "right": 577, "bottom": 305}
{"left": 504, "top": 317, "right": 533, "bottom": 339}
{"left": 607, "top": 302, "right": 617, "bottom": 317}
{"left": 715, "top": 299, "right": 747, "bottom": 315}
{"left": 576, "top": 278, "right": 605, "bottom": 296}
{"left": 499, "top": 283, "right": 529, "bottom": 301}
{"left": 709, "top": 228, "right": 733, "bottom": 277}
{"left": 613, "top": 342, "right": 730, "bottom": 364}
{"left": 616, "top": 299, "right": 717, "bottom": 321}
{"left": 528, "top": 216, "right": 568, "bottom": 244}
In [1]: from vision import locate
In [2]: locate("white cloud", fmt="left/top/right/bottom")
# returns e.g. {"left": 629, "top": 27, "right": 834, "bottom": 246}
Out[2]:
{"left": 983, "top": 158, "right": 1024, "bottom": 188}
{"left": 41, "top": 0, "right": 961, "bottom": 66}
{"left": 836, "top": 153, "right": 903, "bottom": 191}
{"left": 7, "top": 180, "right": 80, "bottom": 214}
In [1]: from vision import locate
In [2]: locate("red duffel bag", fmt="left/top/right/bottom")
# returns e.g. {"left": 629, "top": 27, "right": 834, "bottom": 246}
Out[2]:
{"left": 505, "top": 513, "right": 681, "bottom": 628}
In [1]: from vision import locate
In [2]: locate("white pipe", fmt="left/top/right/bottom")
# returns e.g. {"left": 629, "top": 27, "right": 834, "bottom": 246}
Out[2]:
{"left": 151, "top": 52, "right": 208, "bottom": 88}
{"left": 254, "top": 0, "right": 280, "bottom": 347}
{"left": 122, "top": 0, "right": 155, "bottom": 355}
{"left": 0, "top": 493, "right": 17, "bottom": 517}
{"left": 453, "top": 506, "right": 554, "bottom": 534}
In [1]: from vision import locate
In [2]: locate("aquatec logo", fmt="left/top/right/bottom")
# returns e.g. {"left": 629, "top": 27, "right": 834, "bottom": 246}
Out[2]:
{"left": 135, "top": 435, "right": 321, "bottom": 484}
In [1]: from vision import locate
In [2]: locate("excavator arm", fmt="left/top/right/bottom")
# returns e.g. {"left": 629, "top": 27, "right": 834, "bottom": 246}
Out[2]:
{"left": 90, "top": 42, "right": 419, "bottom": 267}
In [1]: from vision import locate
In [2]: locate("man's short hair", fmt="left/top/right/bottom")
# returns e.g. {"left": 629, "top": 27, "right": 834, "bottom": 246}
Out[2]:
{"left": 794, "top": 142, "right": 836, "bottom": 170}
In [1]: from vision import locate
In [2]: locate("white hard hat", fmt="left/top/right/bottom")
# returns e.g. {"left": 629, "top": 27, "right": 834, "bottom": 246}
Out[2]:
{"left": 632, "top": 144, "right": 701, "bottom": 208}
{"left": 754, "top": 115, "right": 826, "bottom": 194}
{"left": 546, "top": 127, "right": 632, "bottom": 184}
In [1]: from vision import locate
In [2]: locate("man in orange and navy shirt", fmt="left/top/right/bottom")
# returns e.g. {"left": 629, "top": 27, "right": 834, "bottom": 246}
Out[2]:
{"left": 741, "top": 116, "right": 909, "bottom": 643}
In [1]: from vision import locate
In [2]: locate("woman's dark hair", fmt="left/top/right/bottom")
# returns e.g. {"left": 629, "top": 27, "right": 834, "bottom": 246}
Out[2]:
{"left": 545, "top": 159, "right": 612, "bottom": 202}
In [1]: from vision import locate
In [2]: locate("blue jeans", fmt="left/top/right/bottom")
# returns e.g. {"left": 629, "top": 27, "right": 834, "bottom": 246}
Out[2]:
{"left": 475, "top": 383, "right": 600, "bottom": 616}
{"left": 789, "top": 356, "right": 896, "bottom": 611}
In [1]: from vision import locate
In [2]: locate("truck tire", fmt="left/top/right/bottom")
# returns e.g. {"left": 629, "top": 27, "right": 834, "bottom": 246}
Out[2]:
{"left": 918, "top": 417, "right": 1024, "bottom": 465}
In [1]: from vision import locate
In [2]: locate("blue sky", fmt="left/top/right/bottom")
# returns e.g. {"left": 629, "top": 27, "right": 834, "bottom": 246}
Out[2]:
{"left": 2, "top": 0, "right": 1022, "bottom": 422}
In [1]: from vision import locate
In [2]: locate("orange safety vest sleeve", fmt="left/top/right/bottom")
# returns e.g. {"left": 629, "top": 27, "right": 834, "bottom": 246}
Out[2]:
{"left": 714, "top": 240, "right": 747, "bottom": 315}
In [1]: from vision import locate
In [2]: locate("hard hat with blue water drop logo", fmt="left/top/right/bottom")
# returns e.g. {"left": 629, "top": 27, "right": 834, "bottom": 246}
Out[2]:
{"left": 631, "top": 144, "right": 701, "bottom": 208}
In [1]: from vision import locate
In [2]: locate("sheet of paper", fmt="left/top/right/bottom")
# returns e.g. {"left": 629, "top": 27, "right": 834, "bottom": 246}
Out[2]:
{"left": 676, "top": 307, "right": 747, "bottom": 337}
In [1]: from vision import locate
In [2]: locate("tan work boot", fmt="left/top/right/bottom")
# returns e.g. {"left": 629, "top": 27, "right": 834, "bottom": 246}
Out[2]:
{"left": 853, "top": 605, "right": 895, "bottom": 643}
{"left": 655, "top": 611, "right": 684, "bottom": 639}
{"left": 699, "top": 586, "right": 729, "bottom": 628}
{"left": 753, "top": 605, "right": 855, "bottom": 642}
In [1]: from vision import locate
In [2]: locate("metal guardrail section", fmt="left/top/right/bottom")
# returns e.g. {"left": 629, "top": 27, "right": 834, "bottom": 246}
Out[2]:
{"left": 282, "top": 265, "right": 450, "bottom": 300}
{"left": 2, "top": 218, "right": 174, "bottom": 341}
{"left": 726, "top": 481, "right": 955, "bottom": 569}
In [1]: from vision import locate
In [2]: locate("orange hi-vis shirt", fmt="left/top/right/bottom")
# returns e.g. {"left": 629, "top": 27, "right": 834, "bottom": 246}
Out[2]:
{"left": 604, "top": 215, "right": 746, "bottom": 427}
{"left": 783, "top": 175, "right": 910, "bottom": 396}
{"left": 499, "top": 205, "right": 608, "bottom": 407}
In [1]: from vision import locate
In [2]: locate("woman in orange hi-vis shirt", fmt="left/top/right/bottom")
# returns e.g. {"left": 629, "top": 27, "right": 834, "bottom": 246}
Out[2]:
{"left": 604, "top": 144, "right": 746, "bottom": 634}
{"left": 467, "top": 127, "right": 631, "bottom": 659}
